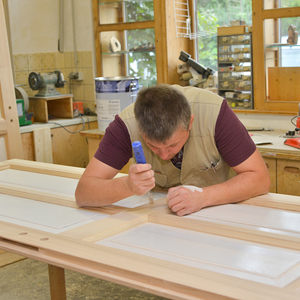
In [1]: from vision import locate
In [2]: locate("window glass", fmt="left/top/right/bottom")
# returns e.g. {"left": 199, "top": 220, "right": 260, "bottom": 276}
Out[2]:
{"left": 126, "top": 29, "right": 157, "bottom": 87}
{"left": 98, "top": 0, "right": 154, "bottom": 25}
{"left": 264, "top": 0, "right": 300, "bottom": 10}
{"left": 196, "top": 0, "right": 252, "bottom": 71}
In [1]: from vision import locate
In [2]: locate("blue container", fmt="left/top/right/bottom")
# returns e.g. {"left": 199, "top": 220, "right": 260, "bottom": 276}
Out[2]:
{"left": 95, "top": 76, "right": 139, "bottom": 93}
{"left": 95, "top": 76, "right": 139, "bottom": 131}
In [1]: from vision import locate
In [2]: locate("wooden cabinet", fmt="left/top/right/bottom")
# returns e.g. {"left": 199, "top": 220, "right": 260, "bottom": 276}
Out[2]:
{"left": 277, "top": 159, "right": 300, "bottom": 196}
{"left": 21, "top": 121, "right": 98, "bottom": 168}
{"left": 256, "top": 132, "right": 300, "bottom": 196}
{"left": 262, "top": 156, "right": 300, "bottom": 197}
{"left": 92, "top": 0, "right": 195, "bottom": 85}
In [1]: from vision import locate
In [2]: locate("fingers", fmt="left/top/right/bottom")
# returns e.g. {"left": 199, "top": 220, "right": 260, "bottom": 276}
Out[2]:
{"left": 127, "top": 163, "right": 155, "bottom": 195}
{"left": 167, "top": 186, "right": 202, "bottom": 216}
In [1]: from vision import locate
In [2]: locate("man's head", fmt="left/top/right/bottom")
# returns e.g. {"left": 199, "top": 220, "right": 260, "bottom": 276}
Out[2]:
{"left": 134, "top": 84, "right": 194, "bottom": 160}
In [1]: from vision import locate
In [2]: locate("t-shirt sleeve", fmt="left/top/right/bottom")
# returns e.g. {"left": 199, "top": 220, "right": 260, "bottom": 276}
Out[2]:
{"left": 215, "top": 99, "right": 256, "bottom": 167}
{"left": 94, "top": 115, "right": 132, "bottom": 170}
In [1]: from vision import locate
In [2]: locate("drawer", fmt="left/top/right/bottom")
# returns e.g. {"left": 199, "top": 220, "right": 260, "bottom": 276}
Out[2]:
{"left": 277, "top": 159, "right": 300, "bottom": 196}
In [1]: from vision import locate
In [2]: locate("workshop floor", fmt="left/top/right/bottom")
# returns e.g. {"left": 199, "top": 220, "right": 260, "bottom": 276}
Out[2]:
{"left": 0, "top": 258, "right": 168, "bottom": 300}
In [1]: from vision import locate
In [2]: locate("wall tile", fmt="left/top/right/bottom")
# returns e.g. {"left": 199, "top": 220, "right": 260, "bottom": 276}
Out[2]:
{"left": 65, "top": 52, "right": 75, "bottom": 68}
{"left": 15, "top": 71, "right": 29, "bottom": 87}
{"left": 28, "top": 53, "right": 42, "bottom": 71}
{"left": 82, "top": 68, "right": 94, "bottom": 85}
{"left": 82, "top": 51, "right": 93, "bottom": 68}
{"left": 72, "top": 84, "right": 84, "bottom": 101}
{"left": 84, "top": 84, "right": 96, "bottom": 101}
{"left": 55, "top": 52, "right": 65, "bottom": 69}
{"left": 76, "top": 51, "right": 83, "bottom": 69}
{"left": 14, "top": 54, "right": 28, "bottom": 72}
{"left": 42, "top": 53, "right": 56, "bottom": 70}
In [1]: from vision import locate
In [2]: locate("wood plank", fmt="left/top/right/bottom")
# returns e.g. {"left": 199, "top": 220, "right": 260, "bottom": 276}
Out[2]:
{"left": 262, "top": 7, "right": 300, "bottom": 19}
{"left": 268, "top": 67, "right": 300, "bottom": 102}
{"left": 98, "top": 20, "right": 155, "bottom": 32}
{"left": 33, "top": 127, "right": 53, "bottom": 163}
{"left": 0, "top": 251, "right": 25, "bottom": 267}
{"left": 0, "top": 3, "right": 23, "bottom": 159}
{"left": 97, "top": 222, "right": 300, "bottom": 287}
{"left": 48, "top": 265, "right": 66, "bottom": 300}
{"left": 1, "top": 221, "right": 300, "bottom": 300}
{"left": 0, "top": 159, "right": 85, "bottom": 178}
{"left": 21, "top": 132, "right": 35, "bottom": 161}
{"left": 242, "top": 192, "right": 300, "bottom": 212}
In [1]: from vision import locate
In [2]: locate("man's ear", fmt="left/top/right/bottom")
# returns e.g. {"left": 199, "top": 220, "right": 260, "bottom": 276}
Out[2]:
{"left": 189, "top": 115, "right": 195, "bottom": 130}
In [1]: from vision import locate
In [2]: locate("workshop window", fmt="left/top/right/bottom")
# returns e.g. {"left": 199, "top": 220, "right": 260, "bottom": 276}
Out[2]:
{"left": 195, "top": 0, "right": 252, "bottom": 71}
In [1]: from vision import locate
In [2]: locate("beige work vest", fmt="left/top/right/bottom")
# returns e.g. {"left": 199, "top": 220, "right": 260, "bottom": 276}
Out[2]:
{"left": 119, "top": 85, "right": 230, "bottom": 189}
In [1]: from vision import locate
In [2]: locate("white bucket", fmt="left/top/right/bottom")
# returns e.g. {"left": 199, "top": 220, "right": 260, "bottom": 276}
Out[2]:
{"left": 95, "top": 76, "right": 139, "bottom": 131}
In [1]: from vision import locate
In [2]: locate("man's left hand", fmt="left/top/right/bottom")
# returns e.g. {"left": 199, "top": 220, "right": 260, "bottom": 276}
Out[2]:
{"left": 167, "top": 186, "right": 204, "bottom": 216}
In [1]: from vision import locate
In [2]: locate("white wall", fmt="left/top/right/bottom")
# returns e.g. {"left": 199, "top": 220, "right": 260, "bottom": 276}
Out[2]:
{"left": 237, "top": 113, "right": 296, "bottom": 132}
{"left": 8, "top": 0, "right": 95, "bottom": 54}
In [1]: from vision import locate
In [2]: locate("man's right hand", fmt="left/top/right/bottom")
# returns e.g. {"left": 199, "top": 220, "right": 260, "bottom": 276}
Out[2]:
{"left": 126, "top": 163, "right": 155, "bottom": 195}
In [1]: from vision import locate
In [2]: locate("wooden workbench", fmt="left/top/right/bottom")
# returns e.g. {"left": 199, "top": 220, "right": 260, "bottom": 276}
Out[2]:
{"left": 1, "top": 159, "right": 300, "bottom": 300}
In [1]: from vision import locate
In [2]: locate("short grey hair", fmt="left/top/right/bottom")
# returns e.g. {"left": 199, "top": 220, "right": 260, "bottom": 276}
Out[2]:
{"left": 134, "top": 84, "right": 191, "bottom": 143}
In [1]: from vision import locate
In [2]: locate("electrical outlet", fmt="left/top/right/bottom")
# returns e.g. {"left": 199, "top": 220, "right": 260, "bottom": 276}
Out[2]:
{"left": 75, "top": 71, "right": 84, "bottom": 81}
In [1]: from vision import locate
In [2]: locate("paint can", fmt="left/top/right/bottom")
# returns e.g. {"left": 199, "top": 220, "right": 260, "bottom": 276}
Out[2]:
{"left": 95, "top": 76, "right": 139, "bottom": 131}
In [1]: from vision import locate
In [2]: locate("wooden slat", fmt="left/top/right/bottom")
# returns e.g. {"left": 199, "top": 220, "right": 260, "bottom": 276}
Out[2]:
{"left": 97, "top": 20, "right": 155, "bottom": 32}
{"left": 33, "top": 127, "right": 53, "bottom": 163}
{"left": 0, "top": 251, "right": 25, "bottom": 267}
{"left": 0, "top": 118, "right": 7, "bottom": 135}
{"left": 48, "top": 265, "right": 66, "bottom": 300}
{"left": 0, "top": 3, "right": 23, "bottom": 159}
{"left": 262, "top": 7, "right": 300, "bottom": 19}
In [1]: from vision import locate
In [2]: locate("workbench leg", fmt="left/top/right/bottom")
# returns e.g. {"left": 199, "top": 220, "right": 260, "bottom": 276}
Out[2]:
{"left": 48, "top": 264, "right": 67, "bottom": 300}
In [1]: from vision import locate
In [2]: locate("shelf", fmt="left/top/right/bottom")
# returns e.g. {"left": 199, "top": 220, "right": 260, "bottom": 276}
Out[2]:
{"left": 266, "top": 43, "right": 300, "bottom": 48}
{"left": 102, "top": 50, "right": 155, "bottom": 55}
{"left": 99, "top": 0, "right": 149, "bottom": 4}
{"left": 219, "top": 51, "right": 251, "bottom": 55}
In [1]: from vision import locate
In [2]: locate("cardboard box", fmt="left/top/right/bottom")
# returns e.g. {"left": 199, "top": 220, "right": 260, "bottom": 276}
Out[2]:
{"left": 217, "top": 25, "right": 252, "bottom": 36}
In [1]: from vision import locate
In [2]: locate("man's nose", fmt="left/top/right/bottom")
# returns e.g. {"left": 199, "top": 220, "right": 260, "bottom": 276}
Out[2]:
{"left": 158, "top": 149, "right": 169, "bottom": 160}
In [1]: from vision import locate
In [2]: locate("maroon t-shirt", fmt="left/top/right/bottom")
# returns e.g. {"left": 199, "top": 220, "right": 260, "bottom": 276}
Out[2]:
{"left": 94, "top": 99, "right": 256, "bottom": 169}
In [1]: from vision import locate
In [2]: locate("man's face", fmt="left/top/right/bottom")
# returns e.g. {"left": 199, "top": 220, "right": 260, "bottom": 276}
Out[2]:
{"left": 142, "top": 115, "right": 194, "bottom": 161}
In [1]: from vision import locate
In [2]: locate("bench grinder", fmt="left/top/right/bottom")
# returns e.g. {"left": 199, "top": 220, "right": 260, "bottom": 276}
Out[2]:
{"left": 28, "top": 70, "right": 65, "bottom": 97}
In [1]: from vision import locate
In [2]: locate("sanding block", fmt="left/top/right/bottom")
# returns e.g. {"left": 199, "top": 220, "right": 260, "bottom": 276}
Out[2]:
{"left": 284, "top": 137, "right": 300, "bottom": 149}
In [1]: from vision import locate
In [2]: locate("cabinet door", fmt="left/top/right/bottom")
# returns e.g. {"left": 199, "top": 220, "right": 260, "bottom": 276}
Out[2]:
{"left": 277, "top": 159, "right": 300, "bottom": 196}
{"left": 263, "top": 157, "right": 277, "bottom": 193}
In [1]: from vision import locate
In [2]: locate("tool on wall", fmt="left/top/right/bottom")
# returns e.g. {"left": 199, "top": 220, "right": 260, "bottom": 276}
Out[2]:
{"left": 178, "top": 51, "right": 215, "bottom": 88}
{"left": 28, "top": 70, "right": 65, "bottom": 97}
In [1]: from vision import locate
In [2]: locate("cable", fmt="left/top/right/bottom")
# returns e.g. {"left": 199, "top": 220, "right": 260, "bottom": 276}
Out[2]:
{"left": 291, "top": 115, "right": 299, "bottom": 127}
{"left": 49, "top": 115, "right": 87, "bottom": 134}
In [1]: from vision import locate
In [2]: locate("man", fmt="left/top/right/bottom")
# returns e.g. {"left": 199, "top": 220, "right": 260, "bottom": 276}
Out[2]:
{"left": 75, "top": 84, "right": 270, "bottom": 216}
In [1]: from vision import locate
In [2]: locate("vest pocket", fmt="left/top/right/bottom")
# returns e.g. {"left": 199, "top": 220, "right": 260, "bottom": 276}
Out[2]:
{"left": 154, "top": 172, "right": 168, "bottom": 187}
{"left": 196, "top": 157, "right": 230, "bottom": 186}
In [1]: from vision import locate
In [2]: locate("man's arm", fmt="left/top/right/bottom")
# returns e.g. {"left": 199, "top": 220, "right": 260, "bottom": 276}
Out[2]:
{"left": 75, "top": 157, "right": 155, "bottom": 207}
{"left": 167, "top": 148, "right": 270, "bottom": 216}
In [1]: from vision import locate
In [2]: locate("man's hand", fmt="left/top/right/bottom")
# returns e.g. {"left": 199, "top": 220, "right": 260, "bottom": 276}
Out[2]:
{"left": 126, "top": 163, "right": 155, "bottom": 196}
{"left": 167, "top": 186, "right": 204, "bottom": 216}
